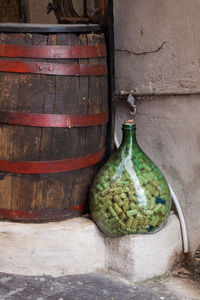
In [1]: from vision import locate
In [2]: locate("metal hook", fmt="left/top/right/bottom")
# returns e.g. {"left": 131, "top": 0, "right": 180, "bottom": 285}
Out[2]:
{"left": 127, "top": 94, "right": 137, "bottom": 115}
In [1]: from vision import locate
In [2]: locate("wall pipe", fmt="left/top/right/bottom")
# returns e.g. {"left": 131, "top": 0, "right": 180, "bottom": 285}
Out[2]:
{"left": 117, "top": 89, "right": 200, "bottom": 97}
{"left": 114, "top": 132, "right": 189, "bottom": 253}
{"left": 169, "top": 185, "right": 189, "bottom": 253}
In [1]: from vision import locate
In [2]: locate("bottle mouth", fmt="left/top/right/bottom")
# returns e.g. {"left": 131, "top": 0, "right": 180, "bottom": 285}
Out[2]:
{"left": 123, "top": 119, "right": 136, "bottom": 130}
{"left": 124, "top": 119, "right": 135, "bottom": 125}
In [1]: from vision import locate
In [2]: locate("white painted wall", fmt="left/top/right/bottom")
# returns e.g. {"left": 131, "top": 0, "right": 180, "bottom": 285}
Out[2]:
{"left": 114, "top": 0, "right": 200, "bottom": 257}
{"left": 114, "top": 0, "right": 200, "bottom": 94}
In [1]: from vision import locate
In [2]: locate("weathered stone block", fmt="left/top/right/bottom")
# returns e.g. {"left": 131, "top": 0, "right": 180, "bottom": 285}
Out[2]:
{"left": 105, "top": 213, "right": 182, "bottom": 282}
{"left": 0, "top": 214, "right": 182, "bottom": 281}
{"left": 0, "top": 217, "right": 105, "bottom": 276}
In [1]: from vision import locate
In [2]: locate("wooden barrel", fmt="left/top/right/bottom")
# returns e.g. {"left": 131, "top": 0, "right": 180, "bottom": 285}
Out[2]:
{"left": 0, "top": 24, "right": 108, "bottom": 222}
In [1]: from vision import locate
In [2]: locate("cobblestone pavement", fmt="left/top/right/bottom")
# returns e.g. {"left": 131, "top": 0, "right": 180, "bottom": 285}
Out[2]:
{"left": 0, "top": 272, "right": 199, "bottom": 300}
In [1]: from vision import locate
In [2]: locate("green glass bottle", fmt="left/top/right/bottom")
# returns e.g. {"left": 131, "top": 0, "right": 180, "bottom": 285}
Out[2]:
{"left": 89, "top": 120, "right": 172, "bottom": 237}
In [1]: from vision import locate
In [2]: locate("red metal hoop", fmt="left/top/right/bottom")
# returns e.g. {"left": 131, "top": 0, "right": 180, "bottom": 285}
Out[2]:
{"left": 0, "top": 111, "right": 108, "bottom": 128}
{"left": 0, "top": 44, "right": 107, "bottom": 59}
{"left": 0, "top": 147, "right": 105, "bottom": 174}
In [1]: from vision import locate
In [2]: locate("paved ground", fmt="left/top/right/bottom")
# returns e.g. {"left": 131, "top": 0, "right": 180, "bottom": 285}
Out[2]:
{"left": 0, "top": 272, "right": 199, "bottom": 300}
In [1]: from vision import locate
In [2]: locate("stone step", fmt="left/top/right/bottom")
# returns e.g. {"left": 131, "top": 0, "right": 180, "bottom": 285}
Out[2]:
{"left": 0, "top": 213, "right": 182, "bottom": 283}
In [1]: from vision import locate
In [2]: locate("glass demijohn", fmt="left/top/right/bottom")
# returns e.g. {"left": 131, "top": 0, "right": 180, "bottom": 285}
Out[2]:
{"left": 89, "top": 120, "right": 172, "bottom": 237}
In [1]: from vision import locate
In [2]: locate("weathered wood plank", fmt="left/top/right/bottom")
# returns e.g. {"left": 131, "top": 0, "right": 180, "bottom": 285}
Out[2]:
{"left": 0, "top": 0, "right": 19, "bottom": 23}
{"left": 0, "top": 33, "right": 21, "bottom": 210}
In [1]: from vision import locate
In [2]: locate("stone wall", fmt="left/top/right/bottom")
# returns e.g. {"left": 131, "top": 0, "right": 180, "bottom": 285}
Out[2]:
{"left": 114, "top": 0, "right": 200, "bottom": 258}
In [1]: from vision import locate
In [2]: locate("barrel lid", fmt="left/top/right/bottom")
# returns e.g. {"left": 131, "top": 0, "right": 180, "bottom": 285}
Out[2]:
{"left": 0, "top": 23, "right": 102, "bottom": 33}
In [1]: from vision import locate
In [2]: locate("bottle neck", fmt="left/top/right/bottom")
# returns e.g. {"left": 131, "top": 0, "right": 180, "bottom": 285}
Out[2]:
{"left": 121, "top": 124, "right": 137, "bottom": 146}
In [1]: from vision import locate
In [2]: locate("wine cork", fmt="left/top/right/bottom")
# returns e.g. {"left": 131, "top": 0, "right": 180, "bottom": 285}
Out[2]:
{"left": 124, "top": 119, "right": 135, "bottom": 125}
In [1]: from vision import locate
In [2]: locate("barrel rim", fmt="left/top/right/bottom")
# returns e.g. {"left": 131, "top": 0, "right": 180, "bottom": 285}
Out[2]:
{"left": 0, "top": 23, "right": 102, "bottom": 33}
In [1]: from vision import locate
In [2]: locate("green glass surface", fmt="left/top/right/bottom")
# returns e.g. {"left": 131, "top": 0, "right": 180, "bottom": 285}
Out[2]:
{"left": 89, "top": 122, "right": 172, "bottom": 237}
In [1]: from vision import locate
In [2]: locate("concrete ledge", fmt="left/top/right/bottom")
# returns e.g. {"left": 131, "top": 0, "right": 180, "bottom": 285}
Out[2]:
{"left": 0, "top": 217, "right": 105, "bottom": 276}
{"left": 105, "top": 213, "right": 182, "bottom": 282}
{"left": 0, "top": 214, "right": 182, "bottom": 281}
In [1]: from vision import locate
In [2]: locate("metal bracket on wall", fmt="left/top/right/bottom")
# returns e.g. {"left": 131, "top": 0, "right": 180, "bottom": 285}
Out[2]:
{"left": 127, "top": 94, "right": 137, "bottom": 116}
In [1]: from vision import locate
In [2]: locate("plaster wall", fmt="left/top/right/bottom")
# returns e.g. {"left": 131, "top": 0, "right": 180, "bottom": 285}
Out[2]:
{"left": 114, "top": 0, "right": 200, "bottom": 257}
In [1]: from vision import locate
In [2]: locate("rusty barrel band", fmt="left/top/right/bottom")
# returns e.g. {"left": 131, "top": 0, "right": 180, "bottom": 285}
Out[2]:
{"left": 0, "top": 204, "right": 86, "bottom": 221}
{"left": 0, "top": 111, "right": 108, "bottom": 128}
{"left": 0, "top": 60, "right": 108, "bottom": 76}
{"left": 0, "top": 147, "right": 105, "bottom": 174}
{"left": 0, "top": 44, "right": 107, "bottom": 59}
